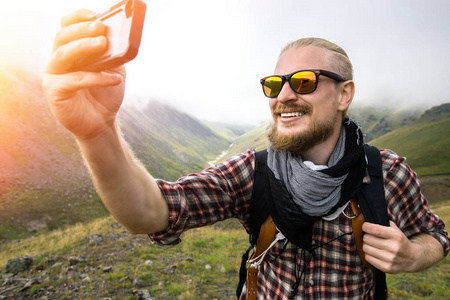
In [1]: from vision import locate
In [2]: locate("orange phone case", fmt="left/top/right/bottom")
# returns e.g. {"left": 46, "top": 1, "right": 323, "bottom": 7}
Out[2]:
{"left": 87, "top": 0, "right": 146, "bottom": 71}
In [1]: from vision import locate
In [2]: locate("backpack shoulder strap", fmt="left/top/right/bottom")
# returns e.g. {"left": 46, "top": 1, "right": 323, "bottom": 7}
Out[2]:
{"left": 358, "top": 144, "right": 390, "bottom": 226}
{"left": 248, "top": 149, "right": 270, "bottom": 244}
{"left": 350, "top": 144, "right": 389, "bottom": 300}
{"left": 236, "top": 149, "right": 270, "bottom": 298}
{"left": 246, "top": 215, "right": 276, "bottom": 300}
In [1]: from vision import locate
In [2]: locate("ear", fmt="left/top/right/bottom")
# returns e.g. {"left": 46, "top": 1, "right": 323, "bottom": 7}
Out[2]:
{"left": 337, "top": 80, "right": 355, "bottom": 112}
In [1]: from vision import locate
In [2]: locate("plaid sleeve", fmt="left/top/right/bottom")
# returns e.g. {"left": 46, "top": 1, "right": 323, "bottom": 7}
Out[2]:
{"left": 148, "top": 149, "right": 256, "bottom": 246}
{"left": 381, "top": 149, "right": 449, "bottom": 256}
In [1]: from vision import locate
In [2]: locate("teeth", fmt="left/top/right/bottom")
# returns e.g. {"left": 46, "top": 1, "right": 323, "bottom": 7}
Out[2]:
{"left": 280, "top": 112, "right": 305, "bottom": 118}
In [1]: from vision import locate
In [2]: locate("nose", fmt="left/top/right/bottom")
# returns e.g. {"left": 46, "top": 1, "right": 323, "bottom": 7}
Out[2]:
{"left": 276, "top": 81, "right": 297, "bottom": 104}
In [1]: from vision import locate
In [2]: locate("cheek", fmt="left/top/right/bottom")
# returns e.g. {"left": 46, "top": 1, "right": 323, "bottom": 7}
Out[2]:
{"left": 269, "top": 99, "right": 277, "bottom": 114}
{"left": 313, "top": 91, "right": 339, "bottom": 112}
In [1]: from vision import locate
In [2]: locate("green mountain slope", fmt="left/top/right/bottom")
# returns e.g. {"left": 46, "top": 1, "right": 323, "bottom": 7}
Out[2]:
{"left": 370, "top": 117, "right": 450, "bottom": 176}
{"left": 119, "top": 102, "right": 229, "bottom": 180}
{"left": 218, "top": 120, "right": 271, "bottom": 161}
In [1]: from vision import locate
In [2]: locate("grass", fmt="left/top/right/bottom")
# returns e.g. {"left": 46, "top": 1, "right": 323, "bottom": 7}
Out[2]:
{"left": 1, "top": 201, "right": 449, "bottom": 299}
{"left": 370, "top": 118, "right": 450, "bottom": 175}
{"left": 0, "top": 217, "right": 108, "bottom": 267}
{"left": 219, "top": 120, "right": 271, "bottom": 162}
{"left": 0, "top": 217, "right": 249, "bottom": 299}
{"left": 0, "top": 187, "right": 109, "bottom": 240}
{"left": 386, "top": 200, "right": 450, "bottom": 299}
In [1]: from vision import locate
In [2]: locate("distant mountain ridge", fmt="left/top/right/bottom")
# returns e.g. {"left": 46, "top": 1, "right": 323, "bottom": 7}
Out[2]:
{"left": 416, "top": 102, "right": 450, "bottom": 123}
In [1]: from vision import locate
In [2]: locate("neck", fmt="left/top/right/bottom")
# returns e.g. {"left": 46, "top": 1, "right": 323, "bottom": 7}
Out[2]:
{"left": 300, "top": 123, "right": 343, "bottom": 165}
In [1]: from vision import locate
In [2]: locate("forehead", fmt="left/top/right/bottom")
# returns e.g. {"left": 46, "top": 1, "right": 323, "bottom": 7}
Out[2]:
{"left": 274, "top": 46, "right": 329, "bottom": 75}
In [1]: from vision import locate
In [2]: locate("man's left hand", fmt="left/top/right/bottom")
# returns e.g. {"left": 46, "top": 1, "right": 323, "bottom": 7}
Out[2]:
{"left": 361, "top": 221, "right": 443, "bottom": 274}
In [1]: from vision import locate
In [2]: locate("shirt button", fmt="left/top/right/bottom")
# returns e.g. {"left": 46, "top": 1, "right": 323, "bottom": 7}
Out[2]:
{"left": 309, "top": 280, "right": 315, "bottom": 286}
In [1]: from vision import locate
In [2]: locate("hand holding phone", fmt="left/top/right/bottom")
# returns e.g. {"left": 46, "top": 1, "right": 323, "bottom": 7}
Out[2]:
{"left": 43, "top": 2, "right": 144, "bottom": 140}
{"left": 85, "top": 0, "right": 146, "bottom": 71}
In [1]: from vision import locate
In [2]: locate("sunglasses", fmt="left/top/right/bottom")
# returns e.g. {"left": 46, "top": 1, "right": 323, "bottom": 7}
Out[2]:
{"left": 260, "top": 69, "right": 346, "bottom": 98}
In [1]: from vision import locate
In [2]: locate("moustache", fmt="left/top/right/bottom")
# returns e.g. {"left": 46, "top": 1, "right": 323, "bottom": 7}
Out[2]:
{"left": 272, "top": 103, "right": 312, "bottom": 116}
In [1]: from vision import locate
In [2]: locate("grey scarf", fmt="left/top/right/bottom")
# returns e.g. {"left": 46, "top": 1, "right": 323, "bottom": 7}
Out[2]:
{"left": 267, "top": 126, "right": 348, "bottom": 217}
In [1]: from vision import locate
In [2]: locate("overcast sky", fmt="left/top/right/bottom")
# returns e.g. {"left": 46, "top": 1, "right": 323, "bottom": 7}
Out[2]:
{"left": 2, "top": 0, "right": 450, "bottom": 124}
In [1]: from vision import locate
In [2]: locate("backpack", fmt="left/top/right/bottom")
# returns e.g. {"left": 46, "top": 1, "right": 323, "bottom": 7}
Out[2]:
{"left": 237, "top": 144, "right": 389, "bottom": 299}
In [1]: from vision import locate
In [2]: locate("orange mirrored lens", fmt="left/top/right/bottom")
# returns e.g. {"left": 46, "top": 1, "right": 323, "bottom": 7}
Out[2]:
{"left": 262, "top": 76, "right": 283, "bottom": 98}
{"left": 290, "top": 71, "right": 317, "bottom": 94}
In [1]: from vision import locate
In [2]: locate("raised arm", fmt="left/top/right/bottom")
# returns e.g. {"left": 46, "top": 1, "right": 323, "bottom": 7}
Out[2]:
{"left": 42, "top": 9, "right": 168, "bottom": 234}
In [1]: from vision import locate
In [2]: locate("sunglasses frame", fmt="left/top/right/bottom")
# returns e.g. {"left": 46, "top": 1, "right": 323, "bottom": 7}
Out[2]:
{"left": 260, "top": 69, "right": 346, "bottom": 98}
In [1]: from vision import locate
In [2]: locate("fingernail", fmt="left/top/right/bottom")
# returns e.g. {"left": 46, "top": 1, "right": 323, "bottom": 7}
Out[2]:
{"left": 92, "top": 36, "right": 103, "bottom": 46}
{"left": 89, "top": 21, "right": 100, "bottom": 30}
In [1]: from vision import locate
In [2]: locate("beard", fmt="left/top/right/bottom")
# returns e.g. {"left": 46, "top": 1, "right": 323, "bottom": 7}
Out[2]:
{"left": 268, "top": 105, "right": 337, "bottom": 155}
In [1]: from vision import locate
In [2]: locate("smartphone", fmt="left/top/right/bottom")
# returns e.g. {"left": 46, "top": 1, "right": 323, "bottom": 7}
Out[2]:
{"left": 86, "top": 0, "right": 146, "bottom": 71}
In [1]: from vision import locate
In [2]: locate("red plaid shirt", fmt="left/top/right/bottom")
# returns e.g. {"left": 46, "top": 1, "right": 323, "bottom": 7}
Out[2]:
{"left": 150, "top": 149, "right": 449, "bottom": 299}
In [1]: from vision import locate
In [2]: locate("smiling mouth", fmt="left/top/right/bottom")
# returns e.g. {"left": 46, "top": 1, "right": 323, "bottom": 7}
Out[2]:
{"left": 280, "top": 112, "right": 305, "bottom": 118}
{"left": 274, "top": 104, "right": 311, "bottom": 120}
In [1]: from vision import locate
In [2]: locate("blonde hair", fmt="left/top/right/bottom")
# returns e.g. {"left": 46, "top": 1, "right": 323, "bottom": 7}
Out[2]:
{"left": 280, "top": 37, "right": 353, "bottom": 81}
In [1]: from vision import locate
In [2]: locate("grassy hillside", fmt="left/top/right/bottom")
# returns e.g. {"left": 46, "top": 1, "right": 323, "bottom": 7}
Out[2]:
{"left": 0, "top": 201, "right": 448, "bottom": 299}
{"left": 370, "top": 118, "right": 450, "bottom": 175}
{"left": 218, "top": 120, "right": 271, "bottom": 162}
{"left": 119, "top": 102, "right": 229, "bottom": 180}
